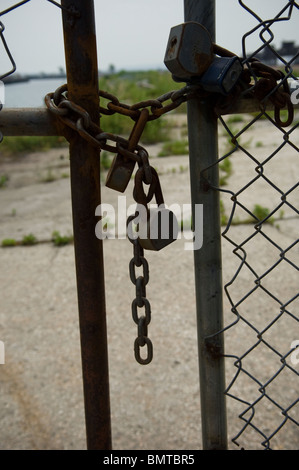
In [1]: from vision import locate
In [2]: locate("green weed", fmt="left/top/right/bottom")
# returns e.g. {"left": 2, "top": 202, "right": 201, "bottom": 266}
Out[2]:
{"left": 0, "top": 174, "right": 9, "bottom": 188}
{"left": 22, "top": 233, "right": 38, "bottom": 245}
{"left": 51, "top": 230, "right": 73, "bottom": 246}
{"left": 227, "top": 115, "right": 244, "bottom": 124}
{"left": 219, "top": 157, "right": 232, "bottom": 186}
{"left": 251, "top": 204, "right": 274, "bottom": 224}
{"left": 220, "top": 200, "right": 228, "bottom": 226}
{"left": 41, "top": 168, "right": 57, "bottom": 183}
{"left": 1, "top": 238, "right": 17, "bottom": 247}
{"left": 100, "top": 151, "right": 113, "bottom": 171}
{"left": 99, "top": 70, "right": 181, "bottom": 143}
{"left": 158, "top": 140, "right": 189, "bottom": 157}
{"left": 0, "top": 136, "right": 66, "bottom": 156}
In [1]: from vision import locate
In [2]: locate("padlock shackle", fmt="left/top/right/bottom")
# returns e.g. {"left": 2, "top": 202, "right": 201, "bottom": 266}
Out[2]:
{"left": 133, "top": 166, "right": 164, "bottom": 207}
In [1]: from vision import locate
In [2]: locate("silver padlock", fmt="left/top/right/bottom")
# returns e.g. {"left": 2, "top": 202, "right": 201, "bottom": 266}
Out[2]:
{"left": 164, "top": 21, "right": 214, "bottom": 81}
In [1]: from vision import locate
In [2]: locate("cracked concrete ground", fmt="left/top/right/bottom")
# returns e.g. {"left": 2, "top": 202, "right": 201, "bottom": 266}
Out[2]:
{"left": 0, "top": 115, "right": 298, "bottom": 450}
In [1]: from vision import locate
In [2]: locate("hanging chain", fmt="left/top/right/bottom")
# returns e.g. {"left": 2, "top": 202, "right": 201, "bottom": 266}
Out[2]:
{"left": 127, "top": 215, "right": 153, "bottom": 365}
{"left": 127, "top": 154, "right": 163, "bottom": 365}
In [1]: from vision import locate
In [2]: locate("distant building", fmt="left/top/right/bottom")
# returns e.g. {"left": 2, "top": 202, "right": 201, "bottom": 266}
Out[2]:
{"left": 255, "top": 45, "right": 278, "bottom": 65}
{"left": 278, "top": 41, "right": 299, "bottom": 64}
{"left": 254, "top": 41, "right": 299, "bottom": 66}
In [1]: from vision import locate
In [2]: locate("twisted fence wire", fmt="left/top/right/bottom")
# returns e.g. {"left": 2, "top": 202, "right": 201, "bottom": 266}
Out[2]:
{"left": 0, "top": 0, "right": 72, "bottom": 142}
{"left": 209, "top": 0, "right": 299, "bottom": 450}
{"left": 0, "top": 0, "right": 78, "bottom": 82}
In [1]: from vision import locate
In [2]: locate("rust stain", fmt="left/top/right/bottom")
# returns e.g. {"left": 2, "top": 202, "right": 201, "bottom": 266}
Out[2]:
{"left": 194, "top": 51, "right": 213, "bottom": 76}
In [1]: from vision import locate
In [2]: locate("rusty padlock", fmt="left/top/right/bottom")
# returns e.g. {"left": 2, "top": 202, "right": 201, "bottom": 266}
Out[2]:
{"left": 164, "top": 21, "right": 243, "bottom": 95}
{"left": 164, "top": 21, "right": 214, "bottom": 81}
{"left": 105, "top": 109, "right": 149, "bottom": 193}
{"left": 133, "top": 167, "right": 179, "bottom": 251}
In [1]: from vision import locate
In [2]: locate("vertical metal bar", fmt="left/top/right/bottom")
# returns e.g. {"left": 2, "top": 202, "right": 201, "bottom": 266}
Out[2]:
{"left": 184, "top": 0, "right": 228, "bottom": 450}
{"left": 61, "top": 0, "right": 112, "bottom": 450}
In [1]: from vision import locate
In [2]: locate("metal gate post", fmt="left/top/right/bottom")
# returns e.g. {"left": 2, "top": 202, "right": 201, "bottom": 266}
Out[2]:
{"left": 61, "top": 0, "right": 112, "bottom": 449}
{"left": 184, "top": 0, "right": 228, "bottom": 450}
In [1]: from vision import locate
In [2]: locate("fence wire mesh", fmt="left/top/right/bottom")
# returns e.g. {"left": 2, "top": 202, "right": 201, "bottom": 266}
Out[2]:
{"left": 211, "top": 1, "right": 299, "bottom": 450}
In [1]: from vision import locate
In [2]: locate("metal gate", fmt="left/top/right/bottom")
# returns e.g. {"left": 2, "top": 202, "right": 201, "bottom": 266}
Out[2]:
{"left": 0, "top": 0, "right": 298, "bottom": 450}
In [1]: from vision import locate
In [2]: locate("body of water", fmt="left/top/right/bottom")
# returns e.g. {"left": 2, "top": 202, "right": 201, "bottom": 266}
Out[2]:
{"left": 3, "top": 78, "right": 67, "bottom": 108}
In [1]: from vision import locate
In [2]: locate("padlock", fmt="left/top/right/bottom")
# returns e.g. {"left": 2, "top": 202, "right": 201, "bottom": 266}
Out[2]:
{"left": 137, "top": 205, "right": 179, "bottom": 251}
{"left": 164, "top": 21, "right": 214, "bottom": 81}
{"left": 196, "top": 56, "right": 243, "bottom": 95}
{"left": 164, "top": 22, "right": 243, "bottom": 95}
{"left": 132, "top": 167, "right": 179, "bottom": 251}
{"left": 105, "top": 152, "right": 136, "bottom": 193}
{"left": 105, "top": 109, "right": 149, "bottom": 193}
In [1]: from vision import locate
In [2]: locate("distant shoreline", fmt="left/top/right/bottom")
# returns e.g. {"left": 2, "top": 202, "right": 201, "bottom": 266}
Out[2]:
{"left": 2, "top": 74, "right": 67, "bottom": 85}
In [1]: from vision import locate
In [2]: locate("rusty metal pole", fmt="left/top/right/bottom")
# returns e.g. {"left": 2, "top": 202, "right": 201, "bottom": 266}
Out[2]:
{"left": 184, "top": 0, "right": 228, "bottom": 450}
{"left": 61, "top": 0, "right": 112, "bottom": 450}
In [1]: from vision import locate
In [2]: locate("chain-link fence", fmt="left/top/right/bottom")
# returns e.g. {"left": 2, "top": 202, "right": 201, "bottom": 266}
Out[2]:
{"left": 0, "top": 0, "right": 298, "bottom": 451}
{"left": 213, "top": 1, "right": 299, "bottom": 450}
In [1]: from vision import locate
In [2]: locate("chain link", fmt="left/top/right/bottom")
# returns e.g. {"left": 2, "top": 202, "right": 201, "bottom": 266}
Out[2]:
{"left": 127, "top": 214, "right": 153, "bottom": 365}
{"left": 127, "top": 156, "right": 165, "bottom": 365}
{"left": 44, "top": 45, "right": 295, "bottom": 366}
{"left": 99, "top": 85, "right": 198, "bottom": 121}
{"left": 128, "top": 161, "right": 168, "bottom": 365}
{"left": 214, "top": 56, "right": 294, "bottom": 126}
{"left": 45, "top": 59, "right": 294, "bottom": 147}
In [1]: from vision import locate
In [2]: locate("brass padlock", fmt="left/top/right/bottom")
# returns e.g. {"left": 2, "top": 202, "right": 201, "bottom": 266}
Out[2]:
{"left": 105, "top": 109, "right": 149, "bottom": 193}
{"left": 133, "top": 167, "right": 179, "bottom": 251}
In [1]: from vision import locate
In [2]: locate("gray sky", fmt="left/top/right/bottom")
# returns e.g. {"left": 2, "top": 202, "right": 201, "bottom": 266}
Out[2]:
{"left": 0, "top": 0, "right": 298, "bottom": 75}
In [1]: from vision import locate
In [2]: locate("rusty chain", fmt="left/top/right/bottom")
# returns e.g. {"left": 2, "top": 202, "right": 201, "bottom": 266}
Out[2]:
{"left": 46, "top": 83, "right": 183, "bottom": 365}
{"left": 44, "top": 47, "right": 294, "bottom": 366}
{"left": 45, "top": 59, "right": 294, "bottom": 151}
{"left": 127, "top": 164, "right": 165, "bottom": 365}
{"left": 214, "top": 55, "right": 294, "bottom": 126}
{"left": 247, "top": 59, "right": 294, "bottom": 127}
{"left": 45, "top": 83, "right": 197, "bottom": 160}
{"left": 127, "top": 208, "right": 152, "bottom": 365}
